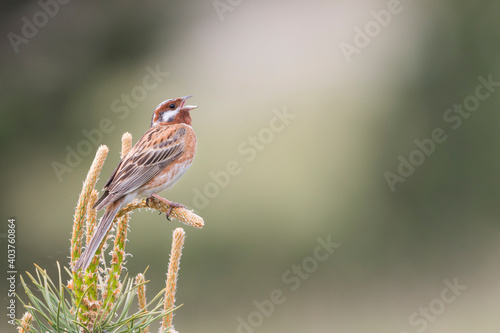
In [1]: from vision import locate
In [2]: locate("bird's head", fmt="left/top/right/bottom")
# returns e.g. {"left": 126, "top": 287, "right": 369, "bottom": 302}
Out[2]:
{"left": 151, "top": 95, "right": 198, "bottom": 127}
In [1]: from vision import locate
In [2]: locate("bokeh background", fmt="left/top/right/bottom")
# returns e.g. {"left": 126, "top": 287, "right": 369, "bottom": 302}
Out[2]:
{"left": 2, "top": 0, "right": 500, "bottom": 332}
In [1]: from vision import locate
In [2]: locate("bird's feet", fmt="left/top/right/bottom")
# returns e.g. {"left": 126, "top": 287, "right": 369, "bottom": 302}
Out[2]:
{"left": 145, "top": 196, "right": 154, "bottom": 208}
{"left": 145, "top": 196, "right": 162, "bottom": 215}
{"left": 148, "top": 194, "right": 185, "bottom": 221}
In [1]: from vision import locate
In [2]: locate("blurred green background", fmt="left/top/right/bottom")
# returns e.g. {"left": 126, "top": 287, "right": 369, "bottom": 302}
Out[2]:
{"left": 2, "top": 0, "right": 500, "bottom": 332}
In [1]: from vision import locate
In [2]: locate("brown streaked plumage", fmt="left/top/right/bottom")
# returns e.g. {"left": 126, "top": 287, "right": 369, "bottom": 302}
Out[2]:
{"left": 73, "top": 96, "right": 198, "bottom": 272}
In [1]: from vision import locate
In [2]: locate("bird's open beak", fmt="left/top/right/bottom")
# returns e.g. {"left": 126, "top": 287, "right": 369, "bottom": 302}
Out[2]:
{"left": 181, "top": 95, "right": 198, "bottom": 111}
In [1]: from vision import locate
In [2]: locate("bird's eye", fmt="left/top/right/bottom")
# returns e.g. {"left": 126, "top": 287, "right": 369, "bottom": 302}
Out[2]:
{"left": 169, "top": 103, "right": 176, "bottom": 109}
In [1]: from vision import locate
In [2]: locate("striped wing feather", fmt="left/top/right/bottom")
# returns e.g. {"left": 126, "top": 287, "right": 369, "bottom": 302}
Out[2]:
{"left": 94, "top": 126, "right": 186, "bottom": 210}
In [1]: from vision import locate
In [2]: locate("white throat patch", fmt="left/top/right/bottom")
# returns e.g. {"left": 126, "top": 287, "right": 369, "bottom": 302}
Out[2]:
{"left": 161, "top": 110, "right": 179, "bottom": 123}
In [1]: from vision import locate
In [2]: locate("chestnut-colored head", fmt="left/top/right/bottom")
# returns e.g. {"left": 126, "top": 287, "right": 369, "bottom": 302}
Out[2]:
{"left": 151, "top": 95, "right": 198, "bottom": 127}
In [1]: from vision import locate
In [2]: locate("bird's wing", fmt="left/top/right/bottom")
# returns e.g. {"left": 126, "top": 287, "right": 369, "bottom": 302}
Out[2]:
{"left": 95, "top": 126, "right": 187, "bottom": 208}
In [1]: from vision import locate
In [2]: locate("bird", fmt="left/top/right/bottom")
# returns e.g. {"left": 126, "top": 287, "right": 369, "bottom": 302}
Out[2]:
{"left": 73, "top": 95, "right": 198, "bottom": 272}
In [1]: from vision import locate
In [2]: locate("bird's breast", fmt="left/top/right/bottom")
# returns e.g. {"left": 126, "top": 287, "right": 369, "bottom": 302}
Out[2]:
{"left": 137, "top": 126, "right": 196, "bottom": 198}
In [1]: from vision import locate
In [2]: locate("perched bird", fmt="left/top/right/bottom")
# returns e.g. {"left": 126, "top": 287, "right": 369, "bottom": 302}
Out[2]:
{"left": 73, "top": 95, "right": 198, "bottom": 272}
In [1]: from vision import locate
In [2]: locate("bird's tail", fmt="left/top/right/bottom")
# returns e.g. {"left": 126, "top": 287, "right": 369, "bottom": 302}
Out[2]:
{"left": 73, "top": 198, "right": 124, "bottom": 272}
